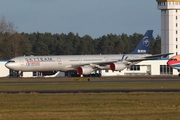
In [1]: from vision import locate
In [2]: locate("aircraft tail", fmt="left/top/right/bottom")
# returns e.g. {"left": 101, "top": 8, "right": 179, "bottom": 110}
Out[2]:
{"left": 130, "top": 30, "right": 153, "bottom": 54}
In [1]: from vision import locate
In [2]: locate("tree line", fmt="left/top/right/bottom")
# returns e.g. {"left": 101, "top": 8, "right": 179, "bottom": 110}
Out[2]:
{"left": 0, "top": 16, "right": 161, "bottom": 60}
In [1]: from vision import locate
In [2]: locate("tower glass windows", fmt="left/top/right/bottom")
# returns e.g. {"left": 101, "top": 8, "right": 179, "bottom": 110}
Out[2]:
{"left": 157, "top": 0, "right": 180, "bottom": 57}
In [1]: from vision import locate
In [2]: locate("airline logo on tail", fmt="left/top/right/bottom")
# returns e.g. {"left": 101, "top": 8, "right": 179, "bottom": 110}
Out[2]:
{"left": 137, "top": 36, "right": 150, "bottom": 53}
{"left": 143, "top": 36, "right": 150, "bottom": 47}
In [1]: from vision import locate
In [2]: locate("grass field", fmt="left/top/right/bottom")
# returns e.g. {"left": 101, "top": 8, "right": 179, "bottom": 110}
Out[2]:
{"left": 0, "top": 82, "right": 180, "bottom": 91}
{"left": 1, "top": 92, "right": 180, "bottom": 120}
{"left": 0, "top": 77, "right": 180, "bottom": 120}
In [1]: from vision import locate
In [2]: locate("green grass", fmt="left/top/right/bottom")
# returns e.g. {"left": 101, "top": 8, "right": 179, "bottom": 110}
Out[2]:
{"left": 0, "top": 82, "right": 180, "bottom": 91}
{"left": 0, "top": 77, "right": 180, "bottom": 91}
{"left": 0, "top": 77, "right": 180, "bottom": 120}
{"left": 0, "top": 92, "right": 180, "bottom": 120}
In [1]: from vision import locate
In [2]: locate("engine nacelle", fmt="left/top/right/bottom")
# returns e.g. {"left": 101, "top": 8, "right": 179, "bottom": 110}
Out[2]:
{"left": 110, "top": 62, "right": 126, "bottom": 71}
{"left": 77, "top": 66, "right": 94, "bottom": 75}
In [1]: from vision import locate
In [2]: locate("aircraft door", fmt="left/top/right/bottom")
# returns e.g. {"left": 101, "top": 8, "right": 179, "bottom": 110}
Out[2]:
{"left": 104, "top": 57, "right": 109, "bottom": 61}
{"left": 79, "top": 58, "right": 82, "bottom": 65}
{"left": 19, "top": 58, "right": 24, "bottom": 65}
{"left": 57, "top": 57, "right": 61, "bottom": 64}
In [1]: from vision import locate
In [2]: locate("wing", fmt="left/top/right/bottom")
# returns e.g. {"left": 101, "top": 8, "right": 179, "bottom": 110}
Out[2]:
{"left": 63, "top": 53, "right": 173, "bottom": 75}
{"left": 67, "top": 53, "right": 173, "bottom": 69}
{"left": 71, "top": 60, "right": 117, "bottom": 69}
{"left": 126, "top": 53, "right": 173, "bottom": 62}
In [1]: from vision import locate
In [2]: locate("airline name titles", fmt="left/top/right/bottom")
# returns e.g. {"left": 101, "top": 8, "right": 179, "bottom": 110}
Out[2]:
{"left": 25, "top": 57, "right": 53, "bottom": 62}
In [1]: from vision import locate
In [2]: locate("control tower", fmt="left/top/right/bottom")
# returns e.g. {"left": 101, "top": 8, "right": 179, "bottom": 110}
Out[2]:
{"left": 156, "top": 0, "right": 180, "bottom": 57}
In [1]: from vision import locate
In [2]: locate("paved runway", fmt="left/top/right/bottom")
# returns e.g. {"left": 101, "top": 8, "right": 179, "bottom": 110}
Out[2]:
{"left": 0, "top": 79, "right": 180, "bottom": 84}
{"left": 0, "top": 77, "right": 180, "bottom": 84}
{"left": 0, "top": 76, "right": 180, "bottom": 93}
{"left": 1, "top": 88, "right": 180, "bottom": 94}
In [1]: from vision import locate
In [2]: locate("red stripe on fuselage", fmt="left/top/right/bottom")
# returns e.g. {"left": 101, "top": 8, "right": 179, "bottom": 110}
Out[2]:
{"left": 167, "top": 60, "right": 180, "bottom": 66}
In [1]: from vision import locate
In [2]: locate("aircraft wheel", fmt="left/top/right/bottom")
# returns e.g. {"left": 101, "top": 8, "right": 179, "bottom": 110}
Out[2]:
{"left": 178, "top": 74, "right": 180, "bottom": 77}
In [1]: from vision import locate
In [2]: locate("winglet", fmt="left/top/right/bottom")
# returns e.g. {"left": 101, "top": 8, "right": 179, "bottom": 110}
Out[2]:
{"left": 162, "top": 53, "right": 174, "bottom": 58}
{"left": 130, "top": 30, "right": 153, "bottom": 54}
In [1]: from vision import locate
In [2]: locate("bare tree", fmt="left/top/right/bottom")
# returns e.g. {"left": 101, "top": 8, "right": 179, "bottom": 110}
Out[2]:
{"left": 0, "top": 15, "right": 17, "bottom": 34}
{"left": 0, "top": 16, "right": 21, "bottom": 59}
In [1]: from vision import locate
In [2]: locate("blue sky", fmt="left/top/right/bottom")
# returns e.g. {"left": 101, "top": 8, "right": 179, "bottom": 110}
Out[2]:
{"left": 0, "top": 0, "right": 160, "bottom": 38}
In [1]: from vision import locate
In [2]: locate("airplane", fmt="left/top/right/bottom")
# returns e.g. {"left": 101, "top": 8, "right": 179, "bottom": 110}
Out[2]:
{"left": 5, "top": 30, "right": 172, "bottom": 77}
{"left": 167, "top": 55, "right": 180, "bottom": 76}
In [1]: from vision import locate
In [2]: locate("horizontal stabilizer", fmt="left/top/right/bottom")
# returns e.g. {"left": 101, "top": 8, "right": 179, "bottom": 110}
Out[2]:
{"left": 144, "top": 53, "right": 174, "bottom": 58}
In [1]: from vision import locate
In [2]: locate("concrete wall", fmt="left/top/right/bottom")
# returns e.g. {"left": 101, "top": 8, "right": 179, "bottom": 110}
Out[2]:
{"left": 101, "top": 59, "right": 179, "bottom": 76}
{"left": 0, "top": 61, "right": 9, "bottom": 77}
{"left": 23, "top": 72, "right": 33, "bottom": 77}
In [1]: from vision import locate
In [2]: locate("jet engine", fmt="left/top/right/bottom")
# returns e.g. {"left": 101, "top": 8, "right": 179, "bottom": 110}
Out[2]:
{"left": 77, "top": 66, "right": 94, "bottom": 75}
{"left": 110, "top": 62, "right": 126, "bottom": 71}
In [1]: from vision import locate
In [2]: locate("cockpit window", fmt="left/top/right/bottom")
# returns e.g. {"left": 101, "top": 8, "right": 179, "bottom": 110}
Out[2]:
{"left": 7, "top": 60, "right": 15, "bottom": 63}
{"left": 170, "top": 58, "right": 177, "bottom": 60}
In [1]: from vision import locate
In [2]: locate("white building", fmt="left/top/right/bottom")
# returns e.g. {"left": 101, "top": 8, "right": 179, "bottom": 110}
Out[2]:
{"left": 0, "top": 60, "right": 10, "bottom": 77}
{"left": 156, "top": 0, "right": 180, "bottom": 57}
{"left": 101, "top": 59, "right": 178, "bottom": 76}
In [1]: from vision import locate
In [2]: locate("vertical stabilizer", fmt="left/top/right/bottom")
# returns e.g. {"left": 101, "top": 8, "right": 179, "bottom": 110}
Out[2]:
{"left": 130, "top": 30, "right": 153, "bottom": 54}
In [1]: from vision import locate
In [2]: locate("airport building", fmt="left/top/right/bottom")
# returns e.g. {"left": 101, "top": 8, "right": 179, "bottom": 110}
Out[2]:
{"left": 102, "top": 59, "right": 178, "bottom": 76}
{"left": 0, "top": 60, "right": 10, "bottom": 77}
{"left": 156, "top": 0, "right": 180, "bottom": 57}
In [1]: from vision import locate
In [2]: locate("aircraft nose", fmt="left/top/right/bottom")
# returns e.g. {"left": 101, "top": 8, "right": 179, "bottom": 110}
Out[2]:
{"left": 167, "top": 60, "right": 171, "bottom": 66}
{"left": 5, "top": 61, "right": 15, "bottom": 69}
{"left": 167, "top": 59, "right": 174, "bottom": 67}
{"left": 5, "top": 62, "right": 11, "bottom": 69}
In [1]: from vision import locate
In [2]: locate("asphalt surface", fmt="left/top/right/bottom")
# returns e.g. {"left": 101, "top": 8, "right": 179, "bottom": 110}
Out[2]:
{"left": 0, "top": 76, "right": 180, "bottom": 84}
{"left": 0, "top": 76, "right": 180, "bottom": 93}
{"left": 0, "top": 79, "right": 180, "bottom": 84}
{"left": 1, "top": 89, "right": 180, "bottom": 94}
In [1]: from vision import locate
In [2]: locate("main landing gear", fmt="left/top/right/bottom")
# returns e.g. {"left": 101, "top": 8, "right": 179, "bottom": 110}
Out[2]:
{"left": 17, "top": 71, "right": 23, "bottom": 77}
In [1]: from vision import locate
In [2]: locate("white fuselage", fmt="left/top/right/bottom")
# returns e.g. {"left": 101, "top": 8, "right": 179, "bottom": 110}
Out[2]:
{"left": 5, "top": 54, "right": 149, "bottom": 72}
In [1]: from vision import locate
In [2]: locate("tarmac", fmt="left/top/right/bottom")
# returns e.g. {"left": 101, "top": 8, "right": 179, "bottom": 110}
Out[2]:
{"left": 0, "top": 76, "right": 180, "bottom": 94}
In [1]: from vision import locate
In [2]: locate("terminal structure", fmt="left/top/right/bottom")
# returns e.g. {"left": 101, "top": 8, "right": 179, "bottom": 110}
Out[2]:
{"left": 156, "top": 0, "right": 180, "bottom": 57}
